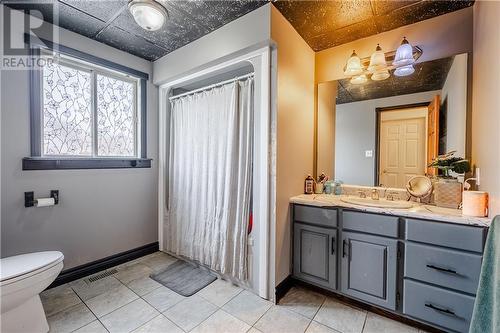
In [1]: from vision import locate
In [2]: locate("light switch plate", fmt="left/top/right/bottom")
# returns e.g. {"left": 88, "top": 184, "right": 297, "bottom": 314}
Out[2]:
{"left": 365, "top": 150, "right": 373, "bottom": 158}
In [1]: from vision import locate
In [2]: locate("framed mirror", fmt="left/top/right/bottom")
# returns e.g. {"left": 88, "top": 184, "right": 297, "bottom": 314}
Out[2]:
{"left": 316, "top": 53, "right": 471, "bottom": 189}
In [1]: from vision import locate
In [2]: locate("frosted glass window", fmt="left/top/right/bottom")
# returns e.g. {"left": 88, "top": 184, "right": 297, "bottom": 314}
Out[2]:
{"left": 40, "top": 56, "right": 139, "bottom": 158}
{"left": 42, "top": 61, "right": 92, "bottom": 155}
{"left": 97, "top": 74, "right": 136, "bottom": 156}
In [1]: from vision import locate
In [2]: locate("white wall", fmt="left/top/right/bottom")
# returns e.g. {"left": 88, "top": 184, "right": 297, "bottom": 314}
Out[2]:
{"left": 335, "top": 90, "right": 440, "bottom": 186}
{"left": 1, "top": 9, "right": 158, "bottom": 269}
{"left": 153, "top": 4, "right": 271, "bottom": 85}
{"left": 472, "top": 1, "right": 500, "bottom": 217}
{"left": 442, "top": 53, "right": 468, "bottom": 158}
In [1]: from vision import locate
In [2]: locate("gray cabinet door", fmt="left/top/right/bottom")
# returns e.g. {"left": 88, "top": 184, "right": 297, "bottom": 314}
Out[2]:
{"left": 341, "top": 232, "right": 398, "bottom": 310}
{"left": 293, "top": 223, "right": 337, "bottom": 290}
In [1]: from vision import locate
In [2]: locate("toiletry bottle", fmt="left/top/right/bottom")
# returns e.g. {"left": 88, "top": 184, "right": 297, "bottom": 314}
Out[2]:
{"left": 305, "top": 175, "right": 315, "bottom": 194}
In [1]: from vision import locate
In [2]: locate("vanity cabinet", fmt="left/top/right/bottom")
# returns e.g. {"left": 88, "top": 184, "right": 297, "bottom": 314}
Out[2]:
{"left": 291, "top": 204, "right": 487, "bottom": 333}
{"left": 293, "top": 223, "right": 337, "bottom": 290}
{"left": 293, "top": 205, "right": 338, "bottom": 290}
{"left": 340, "top": 232, "right": 398, "bottom": 310}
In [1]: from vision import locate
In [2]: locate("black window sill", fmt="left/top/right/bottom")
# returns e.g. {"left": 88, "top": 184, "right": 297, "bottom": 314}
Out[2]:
{"left": 22, "top": 157, "right": 152, "bottom": 170}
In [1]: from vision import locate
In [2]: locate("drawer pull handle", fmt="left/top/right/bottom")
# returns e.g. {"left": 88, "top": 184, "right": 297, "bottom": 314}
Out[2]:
{"left": 342, "top": 240, "right": 347, "bottom": 258}
{"left": 425, "top": 303, "right": 457, "bottom": 317}
{"left": 426, "top": 264, "right": 458, "bottom": 275}
{"left": 331, "top": 237, "right": 335, "bottom": 254}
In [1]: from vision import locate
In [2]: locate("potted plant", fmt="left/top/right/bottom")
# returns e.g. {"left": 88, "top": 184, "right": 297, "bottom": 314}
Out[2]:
{"left": 428, "top": 151, "right": 471, "bottom": 178}
{"left": 428, "top": 151, "right": 471, "bottom": 209}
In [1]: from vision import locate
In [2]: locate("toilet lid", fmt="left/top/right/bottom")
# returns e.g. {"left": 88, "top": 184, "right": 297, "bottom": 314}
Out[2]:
{"left": 0, "top": 251, "right": 64, "bottom": 282}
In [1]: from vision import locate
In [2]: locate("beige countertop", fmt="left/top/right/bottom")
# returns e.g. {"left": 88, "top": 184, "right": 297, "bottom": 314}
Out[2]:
{"left": 290, "top": 194, "right": 491, "bottom": 227}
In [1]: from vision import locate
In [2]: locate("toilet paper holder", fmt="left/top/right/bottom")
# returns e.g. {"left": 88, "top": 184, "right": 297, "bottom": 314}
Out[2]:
{"left": 24, "top": 190, "right": 59, "bottom": 207}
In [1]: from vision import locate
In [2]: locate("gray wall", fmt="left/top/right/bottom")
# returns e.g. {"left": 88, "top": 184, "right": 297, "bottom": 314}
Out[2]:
{"left": 335, "top": 90, "right": 440, "bottom": 186}
{"left": 1, "top": 12, "right": 158, "bottom": 269}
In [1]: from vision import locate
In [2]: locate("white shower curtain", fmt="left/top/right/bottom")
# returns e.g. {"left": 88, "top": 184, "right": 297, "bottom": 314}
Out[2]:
{"left": 166, "top": 78, "right": 253, "bottom": 281}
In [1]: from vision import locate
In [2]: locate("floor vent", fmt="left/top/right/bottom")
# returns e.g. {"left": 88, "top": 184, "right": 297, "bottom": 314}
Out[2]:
{"left": 84, "top": 269, "right": 118, "bottom": 283}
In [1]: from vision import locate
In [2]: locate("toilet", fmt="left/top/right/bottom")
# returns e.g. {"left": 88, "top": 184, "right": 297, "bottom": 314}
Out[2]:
{"left": 1, "top": 251, "right": 64, "bottom": 333}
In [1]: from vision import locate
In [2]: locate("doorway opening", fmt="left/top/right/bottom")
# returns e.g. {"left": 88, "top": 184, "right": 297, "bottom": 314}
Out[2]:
{"left": 375, "top": 98, "right": 440, "bottom": 188}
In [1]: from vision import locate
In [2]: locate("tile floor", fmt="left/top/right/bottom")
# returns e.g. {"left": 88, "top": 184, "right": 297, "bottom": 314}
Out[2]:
{"left": 41, "top": 252, "right": 428, "bottom": 333}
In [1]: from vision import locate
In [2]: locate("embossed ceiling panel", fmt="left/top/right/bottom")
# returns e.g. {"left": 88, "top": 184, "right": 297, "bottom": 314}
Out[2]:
{"left": 336, "top": 56, "right": 454, "bottom": 104}
{"left": 4, "top": 0, "right": 267, "bottom": 61}
{"left": 273, "top": 0, "right": 474, "bottom": 52}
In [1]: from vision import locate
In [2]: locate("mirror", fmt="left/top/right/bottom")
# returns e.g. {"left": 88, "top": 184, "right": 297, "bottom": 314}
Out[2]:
{"left": 316, "top": 53, "right": 471, "bottom": 188}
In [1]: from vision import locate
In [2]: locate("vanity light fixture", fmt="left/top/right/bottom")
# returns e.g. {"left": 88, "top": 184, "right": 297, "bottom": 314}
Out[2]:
{"left": 129, "top": 0, "right": 168, "bottom": 31}
{"left": 394, "top": 64, "right": 415, "bottom": 77}
{"left": 344, "top": 50, "right": 363, "bottom": 76}
{"left": 393, "top": 37, "right": 415, "bottom": 67}
{"left": 350, "top": 74, "right": 367, "bottom": 85}
{"left": 371, "top": 69, "right": 390, "bottom": 81}
{"left": 368, "top": 44, "right": 388, "bottom": 73}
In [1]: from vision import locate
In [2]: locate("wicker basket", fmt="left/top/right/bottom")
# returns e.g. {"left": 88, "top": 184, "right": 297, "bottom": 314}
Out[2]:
{"left": 433, "top": 178, "right": 463, "bottom": 209}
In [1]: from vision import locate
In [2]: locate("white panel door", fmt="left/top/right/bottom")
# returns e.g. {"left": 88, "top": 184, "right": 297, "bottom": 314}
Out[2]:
{"left": 380, "top": 117, "right": 426, "bottom": 188}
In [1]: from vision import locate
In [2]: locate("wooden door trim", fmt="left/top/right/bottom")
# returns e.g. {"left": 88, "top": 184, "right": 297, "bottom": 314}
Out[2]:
{"left": 375, "top": 102, "right": 430, "bottom": 187}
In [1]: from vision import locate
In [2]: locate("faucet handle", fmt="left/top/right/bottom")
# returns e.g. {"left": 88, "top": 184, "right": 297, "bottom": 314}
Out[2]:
{"left": 358, "top": 190, "right": 367, "bottom": 198}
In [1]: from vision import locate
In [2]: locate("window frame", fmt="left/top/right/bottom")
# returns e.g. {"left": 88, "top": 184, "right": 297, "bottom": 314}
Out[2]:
{"left": 23, "top": 35, "right": 151, "bottom": 170}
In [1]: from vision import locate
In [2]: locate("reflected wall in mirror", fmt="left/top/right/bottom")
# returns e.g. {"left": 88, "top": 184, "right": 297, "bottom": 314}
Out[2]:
{"left": 317, "top": 53, "right": 471, "bottom": 189}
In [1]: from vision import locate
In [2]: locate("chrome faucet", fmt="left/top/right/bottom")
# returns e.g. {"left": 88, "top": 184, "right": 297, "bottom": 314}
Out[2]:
{"left": 371, "top": 189, "right": 380, "bottom": 200}
{"left": 386, "top": 191, "right": 399, "bottom": 201}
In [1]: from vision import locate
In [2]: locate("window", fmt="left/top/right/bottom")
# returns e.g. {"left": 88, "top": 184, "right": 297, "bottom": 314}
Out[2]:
{"left": 23, "top": 38, "right": 150, "bottom": 170}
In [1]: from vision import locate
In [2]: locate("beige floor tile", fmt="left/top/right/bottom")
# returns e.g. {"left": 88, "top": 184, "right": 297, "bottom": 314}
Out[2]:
{"left": 191, "top": 310, "right": 251, "bottom": 333}
{"left": 247, "top": 328, "right": 263, "bottom": 333}
{"left": 132, "top": 315, "right": 183, "bottom": 333}
{"left": 47, "top": 303, "right": 96, "bottom": 333}
{"left": 163, "top": 295, "right": 218, "bottom": 331}
{"left": 314, "top": 298, "right": 366, "bottom": 333}
{"left": 197, "top": 279, "right": 242, "bottom": 307}
{"left": 72, "top": 320, "right": 108, "bottom": 333}
{"left": 279, "top": 287, "right": 326, "bottom": 319}
{"left": 114, "top": 263, "right": 153, "bottom": 284}
{"left": 306, "top": 321, "right": 341, "bottom": 333}
{"left": 222, "top": 290, "right": 272, "bottom": 325}
{"left": 142, "top": 286, "right": 185, "bottom": 312}
{"left": 363, "top": 313, "right": 418, "bottom": 333}
{"left": 85, "top": 284, "right": 138, "bottom": 317}
{"left": 139, "top": 252, "right": 177, "bottom": 272}
{"left": 70, "top": 275, "right": 123, "bottom": 301}
{"left": 254, "top": 306, "right": 311, "bottom": 333}
{"left": 41, "top": 284, "right": 82, "bottom": 317}
{"left": 100, "top": 299, "right": 159, "bottom": 333}
{"left": 127, "top": 276, "right": 162, "bottom": 296}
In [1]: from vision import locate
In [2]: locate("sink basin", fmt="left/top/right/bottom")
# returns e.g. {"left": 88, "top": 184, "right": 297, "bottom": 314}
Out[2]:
{"left": 340, "top": 197, "right": 413, "bottom": 209}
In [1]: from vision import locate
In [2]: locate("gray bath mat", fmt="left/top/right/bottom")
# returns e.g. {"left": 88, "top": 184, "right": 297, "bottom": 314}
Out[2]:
{"left": 150, "top": 260, "right": 217, "bottom": 296}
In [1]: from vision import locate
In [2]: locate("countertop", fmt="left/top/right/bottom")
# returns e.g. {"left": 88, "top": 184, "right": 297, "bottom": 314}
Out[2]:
{"left": 290, "top": 194, "right": 491, "bottom": 227}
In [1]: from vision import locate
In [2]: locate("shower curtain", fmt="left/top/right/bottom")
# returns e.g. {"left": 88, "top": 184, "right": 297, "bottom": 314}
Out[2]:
{"left": 166, "top": 78, "right": 254, "bottom": 281}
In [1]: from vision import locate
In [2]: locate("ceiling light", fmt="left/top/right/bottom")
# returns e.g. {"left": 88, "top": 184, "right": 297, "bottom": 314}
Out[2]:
{"left": 128, "top": 0, "right": 167, "bottom": 31}
{"left": 393, "top": 37, "right": 415, "bottom": 67}
{"left": 350, "top": 74, "right": 367, "bottom": 85}
{"left": 344, "top": 50, "right": 363, "bottom": 76}
{"left": 368, "top": 44, "right": 387, "bottom": 73}
{"left": 371, "top": 69, "right": 390, "bottom": 81}
{"left": 394, "top": 64, "right": 415, "bottom": 77}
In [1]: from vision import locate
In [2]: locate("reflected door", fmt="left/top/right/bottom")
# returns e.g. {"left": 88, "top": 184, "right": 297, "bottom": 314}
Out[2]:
{"left": 427, "top": 95, "right": 440, "bottom": 175}
{"left": 379, "top": 115, "right": 426, "bottom": 188}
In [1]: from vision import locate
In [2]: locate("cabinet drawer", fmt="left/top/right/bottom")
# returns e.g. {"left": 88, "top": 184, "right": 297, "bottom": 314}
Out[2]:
{"left": 405, "top": 218, "right": 485, "bottom": 252}
{"left": 405, "top": 243, "right": 482, "bottom": 295}
{"left": 403, "top": 279, "right": 475, "bottom": 333}
{"left": 342, "top": 211, "right": 399, "bottom": 237}
{"left": 294, "top": 205, "right": 337, "bottom": 228}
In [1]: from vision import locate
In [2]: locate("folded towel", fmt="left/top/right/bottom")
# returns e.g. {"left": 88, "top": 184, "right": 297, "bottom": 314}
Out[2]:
{"left": 469, "top": 215, "right": 500, "bottom": 333}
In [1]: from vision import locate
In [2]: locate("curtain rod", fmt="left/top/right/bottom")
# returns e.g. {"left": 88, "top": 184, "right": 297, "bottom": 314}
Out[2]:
{"left": 169, "top": 73, "right": 254, "bottom": 101}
